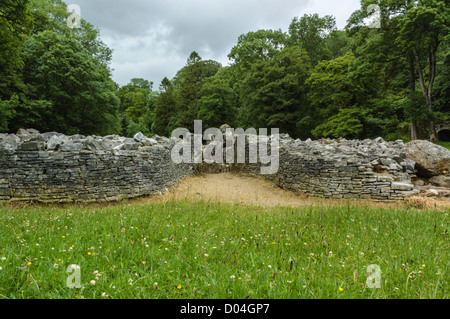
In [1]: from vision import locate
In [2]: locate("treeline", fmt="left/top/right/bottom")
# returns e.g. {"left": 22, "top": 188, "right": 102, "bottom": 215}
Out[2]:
{"left": 1, "top": 0, "right": 448, "bottom": 141}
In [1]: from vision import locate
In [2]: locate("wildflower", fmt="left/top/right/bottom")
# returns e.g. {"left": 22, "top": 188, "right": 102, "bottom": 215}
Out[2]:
{"left": 339, "top": 288, "right": 344, "bottom": 292}
{"left": 62, "top": 236, "right": 65, "bottom": 239}
{"left": 87, "top": 252, "right": 92, "bottom": 255}
{"left": 272, "top": 242, "right": 276, "bottom": 245}
{"left": 329, "top": 251, "right": 333, "bottom": 257}
{"left": 90, "top": 280, "right": 96, "bottom": 286}
{"left": 142, "top": 261, "right": 146, "bottom": 265}
{"left": 204, "top": 254, "right": 209, "bottom": 258}
{"left": 101, "top": 292, "right": 109, "bottom": 299}
{"left": 230, "top": 275, "right": 236, "bottom": 280}
{"left": 177, "top": 285, "right": 182, "bottom": 289}
{"left": 54, "top": 264, "right": 59, "bottom": 268}
{"left": 153, "top": 282, "right": 158, "bottom": 289}
{"left": 1, "top": 257, "right": 6, "bottom": 261}
{"left": 27, "top": 262, "right": 32, "bottom": 266}
{"left": 0, "top": 267, "right": 2, "bottom": 271}
{"left": 268, "top": 265, "right": 272, "bottom": 269}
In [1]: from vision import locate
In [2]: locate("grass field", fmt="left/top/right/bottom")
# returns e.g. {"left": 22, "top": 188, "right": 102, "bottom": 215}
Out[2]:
{"left": 0, "top": 200, "right": 448, "bottom": 299}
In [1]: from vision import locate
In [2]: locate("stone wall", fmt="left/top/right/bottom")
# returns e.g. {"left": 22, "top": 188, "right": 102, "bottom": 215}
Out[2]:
{"left": 231, "top": 136, "right": 419, "bottom": 201}
{"left": 0, "top": 128, "right": 429, "bottom": 203}
{"left": 0, "top": 129, "right": 195, "bottom": 203}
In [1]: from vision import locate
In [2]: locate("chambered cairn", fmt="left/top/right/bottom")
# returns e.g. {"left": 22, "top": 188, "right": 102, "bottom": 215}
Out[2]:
{"left": 0, "top": 127, "right": 449, "bottom": 203}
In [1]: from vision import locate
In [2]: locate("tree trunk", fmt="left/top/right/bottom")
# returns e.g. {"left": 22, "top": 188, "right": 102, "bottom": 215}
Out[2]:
{"left": 413, "top": 48, "right": 439, "bottom": 142}
{"left": 408, "top": 54, "right": 418, "bottom": 140}
{"left": 411, "top": 121, "right": 418, "bottom": 140}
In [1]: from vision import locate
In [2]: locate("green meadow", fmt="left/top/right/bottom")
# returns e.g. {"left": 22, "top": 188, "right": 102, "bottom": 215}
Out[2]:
{"left": 0, "top": 200, "right": 448, "bottom": 299}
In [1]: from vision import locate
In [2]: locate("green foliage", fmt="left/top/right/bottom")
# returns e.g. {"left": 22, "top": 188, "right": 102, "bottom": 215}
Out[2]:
{"left": 0, "top": 0, "right": 33, "bottom": 99}
{"left": 153, "top": 77, "right": 177, "bottom": 137}
{"left": 197, "top": 67, "right": 238, "bottom": 128}
{"left": 288, "top": 13, "right": 338, "bottom": 65}
{"left": 228, "top": 29, "right": 288, "bottom": 74}
{"left": 0, "top": 94, "right": 19, "bottom": 131}
{"left": 0, "top": 0, "right": 447, "bottom": 140}
{"left": 312, "top": 106, "right": 364, "bottom": 139}
{"left": 173, "top": 52, "right": 222, "bottom": 130}
{"left": 18, "top": 30, "right": 119, "bottom": 135}
{"left": 116, "top": 78, "right": 154, "bottom": 123}
{"left": 239, "top": 46, "right": 311, "bottom": 138}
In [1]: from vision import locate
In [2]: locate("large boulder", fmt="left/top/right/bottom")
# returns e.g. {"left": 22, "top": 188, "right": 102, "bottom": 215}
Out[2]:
{"left": 403, "top": 140, "right": 450, "bottom": 177}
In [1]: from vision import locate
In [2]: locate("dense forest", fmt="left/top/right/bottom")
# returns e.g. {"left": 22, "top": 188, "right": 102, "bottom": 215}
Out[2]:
{"left": 1, "top": 0, "right": 449, "bottom": 142}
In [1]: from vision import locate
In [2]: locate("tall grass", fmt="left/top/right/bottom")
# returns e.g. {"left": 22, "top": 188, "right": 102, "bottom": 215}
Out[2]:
{"left": 0, "top": 200, "right": 448, "bottom": 299}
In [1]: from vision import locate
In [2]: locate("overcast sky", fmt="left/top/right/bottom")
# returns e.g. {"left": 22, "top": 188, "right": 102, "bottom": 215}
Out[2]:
{"left": 63, "top": 0, "right": 362, "bottom": 88}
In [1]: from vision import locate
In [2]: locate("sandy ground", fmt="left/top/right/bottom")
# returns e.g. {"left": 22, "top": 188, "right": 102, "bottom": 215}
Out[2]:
{"left": 140, "top": 173, "right": 450, "bottom": 210}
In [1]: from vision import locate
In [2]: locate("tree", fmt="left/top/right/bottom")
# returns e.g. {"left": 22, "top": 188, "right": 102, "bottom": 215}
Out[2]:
{"left": 15, "top": 30, "right": 120, "bottom": 135}
{"left": 288, "top": 14, "right": 337, "bottom": 65}
{"left": 173, "top": 52, "right": 221, "bottom": 130}
{"left": 347, "top": 0, "right": 450, "bottom": 142}
{"left": 197, "top": 67, "right": 238, "bottom": 128}
{"left": 29, "top": 0, "right": 113, "bottom": 68}
{"left": 116, "top": 78, "right": 154, "bottom": 122}
{"left": 153, "top": 77, "right": 177, "bottom": 137}
{"left": 0, "top": 0, "right": 32, "bottom": 100}
{"left": 239, "top": 46, "right": 311, "bottom": 138}
{"left": 228, "top": 29, "right": 288, "bottom": 74}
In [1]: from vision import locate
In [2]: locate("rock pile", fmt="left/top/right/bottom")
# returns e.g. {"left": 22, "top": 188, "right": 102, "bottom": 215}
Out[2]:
{"left": 1, "top": 128, "right": 449, "bottom": 203}
{"left": 234, "top": 136, "right": 420, "bottom": 201}
{"left": 0, "top": 129, "right": 194, "bottom": 202}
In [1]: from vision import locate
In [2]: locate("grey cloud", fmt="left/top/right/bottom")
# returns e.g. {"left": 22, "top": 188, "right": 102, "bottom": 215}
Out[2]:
{"left": 63, "top": 0, "right": 359, "bottom": 86}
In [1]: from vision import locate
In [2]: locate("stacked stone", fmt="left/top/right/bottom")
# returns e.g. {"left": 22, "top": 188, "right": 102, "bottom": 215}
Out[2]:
{"left": 230, "top": 136, "right": 419, "bottom": 201}
{"left": 0, "top": 129, "right": 195, "bottom": 203}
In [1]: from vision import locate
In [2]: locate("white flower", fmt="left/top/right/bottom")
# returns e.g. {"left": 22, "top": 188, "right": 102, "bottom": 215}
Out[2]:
{"left": 1, "top": 257, "right": 6, "bottom": 261}
{"left": 53, "top": 264, "right": 59, "bottom": 268}
{"left": 204, "top": 254, "right": 209, "bottom": 257}
{"left": 153, "top": 282, "right": 158, "bottom": 289}
{"left": 90, "top": 280, "right": 96, "bottom": 286}
{"left": 268, "top": 265, "right": 272, "bottom": 269}
{"left": 0, "top": 267, "right": 3, "bottom": 271}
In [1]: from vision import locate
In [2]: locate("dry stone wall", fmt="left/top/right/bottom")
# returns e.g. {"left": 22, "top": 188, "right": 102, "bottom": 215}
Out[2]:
{"left": 0, "top": 129, "right": 195, "bottom": 202}
{"left": 229, "top": 135, "right": 420, "bottom": 201}
{"left": 0, "top": 128, "right": 433, "bottom": 203}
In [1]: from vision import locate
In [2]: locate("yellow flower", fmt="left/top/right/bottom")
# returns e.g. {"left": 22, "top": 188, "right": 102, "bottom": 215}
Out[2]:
{"left": 62, "top": 236, "right": 65, "bottom": 239}
{"left": 177, "top": 285, "right": 182, "bottom": 290}
{"left": 339, "top": 288, "right": 344, "bottom": 292}
{"left": 58, "top": 259, "right": 61, "bottom": 262}
{"left": 142, "top": 261, "right": 146, "bottom": 265}
{"left": 272, "top": 242, "right": 276, "bottom": 245}
{"left": 27, "top": 262, "right": 32, "bottom": 266}
{"left": 88, "top": 252, "right": 92, "bottom": 255}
